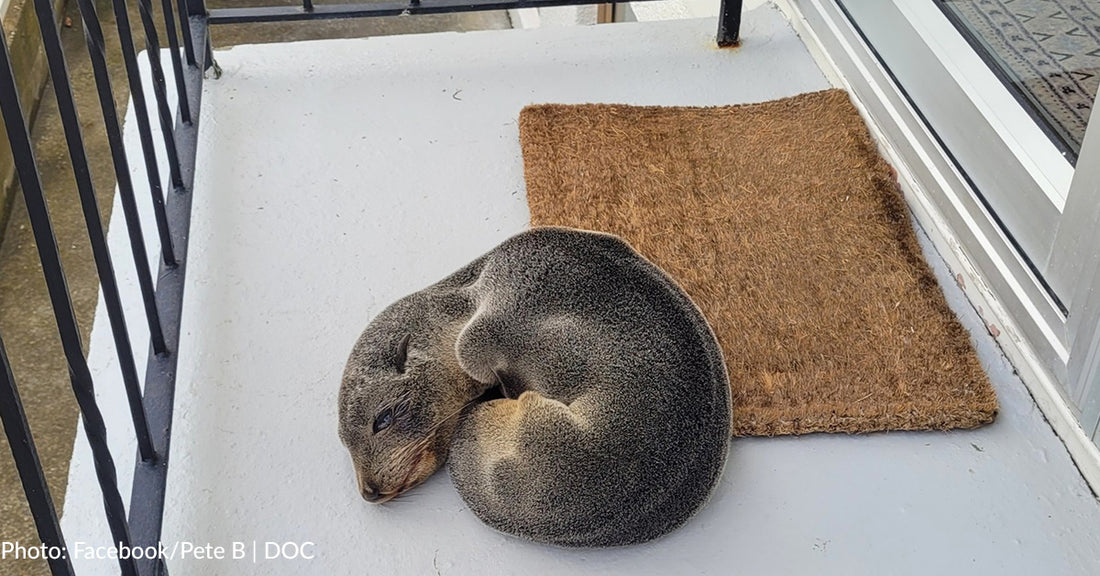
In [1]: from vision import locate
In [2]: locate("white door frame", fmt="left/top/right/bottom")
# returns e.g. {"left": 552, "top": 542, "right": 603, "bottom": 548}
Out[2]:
{"left": 1064, "top": 104, "right": 1100, "bottom": 435}
{"left": 774, "top": 0, "right": 1100, "bottom": 490}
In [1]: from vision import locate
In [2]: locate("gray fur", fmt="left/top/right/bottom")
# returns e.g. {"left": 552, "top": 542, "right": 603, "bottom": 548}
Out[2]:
{"left": 339, "top": 227, "right": 731, "bottom": 547}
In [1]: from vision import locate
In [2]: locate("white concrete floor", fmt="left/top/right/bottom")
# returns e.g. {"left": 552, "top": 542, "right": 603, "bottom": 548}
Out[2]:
{"left": 61, "top": 5, "right": 1100, "bottom": 575}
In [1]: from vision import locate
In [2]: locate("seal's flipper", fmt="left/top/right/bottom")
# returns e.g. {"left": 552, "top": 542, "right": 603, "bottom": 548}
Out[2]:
{"left": 450, "top": 391, "right": 603, "bottom": 545}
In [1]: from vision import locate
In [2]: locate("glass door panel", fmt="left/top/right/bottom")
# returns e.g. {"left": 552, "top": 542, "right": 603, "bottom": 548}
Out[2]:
{"left": 939, "top": 0, "right": 1100, "bottom": 163}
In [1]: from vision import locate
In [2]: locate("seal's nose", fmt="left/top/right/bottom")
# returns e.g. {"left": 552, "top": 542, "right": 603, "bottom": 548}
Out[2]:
{"left": 356, "top": 470, "right": 381, "bottom": 502}
{"left": 361, "top": 483, "right": 383, "bottom": 503}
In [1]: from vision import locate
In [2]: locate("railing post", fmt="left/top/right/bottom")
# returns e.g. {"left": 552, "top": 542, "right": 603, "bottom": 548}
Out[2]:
{"left": 717, "top": 0, "right": 742, "bottom": 47}
{"left": 187, "top": 0, "right": 216, "bottom": 73}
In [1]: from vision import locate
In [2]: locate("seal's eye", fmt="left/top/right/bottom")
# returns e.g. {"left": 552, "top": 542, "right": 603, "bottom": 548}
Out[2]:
{"left": 373, "top": 408, "right": 394, "bottom": 434}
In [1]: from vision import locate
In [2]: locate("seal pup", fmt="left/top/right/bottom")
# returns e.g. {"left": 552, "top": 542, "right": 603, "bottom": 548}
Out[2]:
{"left": 338, "top": 227, "right": 731, "bottom": 547}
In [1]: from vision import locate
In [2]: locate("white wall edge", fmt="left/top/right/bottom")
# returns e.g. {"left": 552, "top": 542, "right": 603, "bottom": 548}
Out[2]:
{"left": 507, "top": 8, "right": 541, "bottom": 29}
{"left": 773, "top": 0, "right": 1100, "bottom": 494}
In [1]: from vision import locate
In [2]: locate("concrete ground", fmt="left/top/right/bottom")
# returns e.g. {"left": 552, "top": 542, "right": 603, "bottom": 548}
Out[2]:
{"left": 0, "top": 2, "right": 508, "bottom": 575}
{"left": 58, "top": 8, "right": 1100, "bottom": 575}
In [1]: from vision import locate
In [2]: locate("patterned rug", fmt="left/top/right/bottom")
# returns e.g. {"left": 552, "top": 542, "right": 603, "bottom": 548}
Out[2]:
{"left": 942, "top": 0, "right": 1100, "bottom": 156}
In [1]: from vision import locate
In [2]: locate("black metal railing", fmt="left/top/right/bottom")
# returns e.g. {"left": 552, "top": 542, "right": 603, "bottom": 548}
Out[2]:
{"left": 207, "top": 0, "right": 744, "bottom": 47}
{"left": 0, "top": 0, "right": 208, "bottom": 572}
{"left": 0, "top": 1, "right": 741, "bottom": 575}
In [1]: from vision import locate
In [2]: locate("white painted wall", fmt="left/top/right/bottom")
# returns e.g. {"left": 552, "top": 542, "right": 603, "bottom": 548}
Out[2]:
{"left": 508, "top": 5, "right": 598, "bottom": 29}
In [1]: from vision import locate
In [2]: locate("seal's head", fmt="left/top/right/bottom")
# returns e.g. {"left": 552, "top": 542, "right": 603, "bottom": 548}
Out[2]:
{"left": 338, "top": 297, "right": 478, "bottom": 504}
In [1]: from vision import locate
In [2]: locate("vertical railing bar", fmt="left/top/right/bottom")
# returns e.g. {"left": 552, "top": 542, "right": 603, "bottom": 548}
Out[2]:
{"left": 0, "top": 334, "right": 76, "bottom": 576}
{"left": 177, "top": 0, "right": 197, "bottom": 68}
{"left": 133, "top": 0, "right": 185, "bottom": 189}
{"left": 73, "top": 0, "right": 169, "bottom": 355}
{"left": 0, "top": 19, "right": 139, "bottom": 576}
{"left": 716, "top": 0, "right": 742, "bottom": 47}
{"left": 30, "top": 0, "right": 157, "bottom": 462}
{"left": 108, "top": 0, "right": 177, "bottom": 268}
{"left": 159, "top": 0, "right": 192, "bottom": 125}
{"left": 205, "top": 25, "right": 215, "bottom": 72}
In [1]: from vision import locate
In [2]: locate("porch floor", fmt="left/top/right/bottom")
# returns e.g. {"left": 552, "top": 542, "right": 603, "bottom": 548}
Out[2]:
{"left": 62, "top": 5, "right": 1100, "bottom": 575}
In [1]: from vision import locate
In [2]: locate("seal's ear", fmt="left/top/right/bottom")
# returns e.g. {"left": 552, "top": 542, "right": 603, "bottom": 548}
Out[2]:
{"left": 395, "top": 333, "right": 411, "bottom": 373}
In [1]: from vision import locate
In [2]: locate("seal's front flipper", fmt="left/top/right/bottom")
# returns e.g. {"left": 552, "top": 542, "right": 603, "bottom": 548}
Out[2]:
{"left": 450, "top": 391, "right": 610, "bottom": 546}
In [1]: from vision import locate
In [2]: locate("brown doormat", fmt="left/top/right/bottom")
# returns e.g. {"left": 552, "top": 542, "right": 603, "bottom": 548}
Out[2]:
{"left": 519, "top": 89, "right": 997, "bottom": 436}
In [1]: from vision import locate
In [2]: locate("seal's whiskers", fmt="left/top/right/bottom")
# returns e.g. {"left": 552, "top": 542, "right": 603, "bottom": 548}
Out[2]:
{"left": 391, "top": 398, "right": 479, "bottom": 464}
